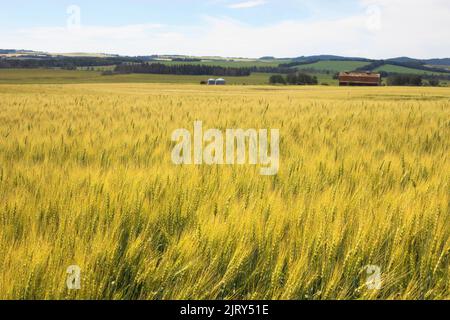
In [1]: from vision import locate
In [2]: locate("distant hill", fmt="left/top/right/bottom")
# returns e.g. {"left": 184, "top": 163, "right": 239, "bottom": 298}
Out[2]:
{"left": 1, "top": 49, "right": 449, "bottom": 81}
{"left": 292, "top": 55, "right": 372, "bottom": 62}
{"left": 0, "top": 49, "right": 45, "bottom": 55}
{"left": 387, "top": 57, "right": 422, "bottom": 64}
{"left": 425, "top": 58, "right": 450, "bottom": 66}
{"left": 0, "top": 49, "right": 19, "bottom": 54}
{"left": 2, "top": 49, "right": 449, "bottom": 65}
{"left": 0, "top": 49, "right": 117, "bottom": 58}
{"left": 388, "top": 57, "right": 450, "bottom": 67}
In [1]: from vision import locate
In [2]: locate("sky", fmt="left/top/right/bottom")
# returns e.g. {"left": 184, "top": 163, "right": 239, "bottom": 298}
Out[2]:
{"left": 0, "top": 0, "right": 449, "bottom": 59}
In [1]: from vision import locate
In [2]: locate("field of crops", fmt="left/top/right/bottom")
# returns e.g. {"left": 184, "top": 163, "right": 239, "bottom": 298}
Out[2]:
{"left": 0, "top": 84, "right": 449, "bottom": 300}
{"left": 0, "top": 69, "right": 274, "bottom": 85}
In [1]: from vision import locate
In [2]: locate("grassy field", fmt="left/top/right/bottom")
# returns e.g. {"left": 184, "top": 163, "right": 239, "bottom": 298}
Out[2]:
{"left": 2, "top": 66, "right": 447, "bottom": 88}
{"left": 0, "top": 69, "right": 274, "bottom": 85}
{"left": 291, "top": 60, "right": 371, "bottom": 85}
{"left": 159, "top": 59, "right": 291, "bottom": 68}
{"left": 374, "top": 64, "right": 448, "bottom": 76}
{"left": 296, "top": 60, "right": 371, "bottom": 72}
{"left": 0, "top": 83, "right": 449, "bottom": 299}
{"left": 76, "top": 60, "right": 290, "bottom": 71}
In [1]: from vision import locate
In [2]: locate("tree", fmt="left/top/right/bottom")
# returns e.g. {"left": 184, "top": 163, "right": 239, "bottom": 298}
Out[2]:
{"left": 286, "top": 73, "right": 298, "bottom": 84}
{"left": 428, "top": 78, "right": 440, "bottom": 87}
{"left": 286, "top": 72, "right": 318, "bottom": 85}
{"left": 387, "top": 74, "right": 423, "bottom": 86}
{"left": 269, "top": 75, "right": 286, "bottom": 84}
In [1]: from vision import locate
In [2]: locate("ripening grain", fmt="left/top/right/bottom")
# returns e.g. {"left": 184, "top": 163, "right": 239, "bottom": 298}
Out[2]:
{"left": 0, "top": 84, "right": 449, "bottom": 299}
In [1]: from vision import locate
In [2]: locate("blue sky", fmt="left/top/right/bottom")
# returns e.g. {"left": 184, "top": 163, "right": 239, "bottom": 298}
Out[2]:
{"left": 1, "top": 0, "right": 449, "bottom": 58}
{"left": 1, "top": 0, "right": 360, "bottom": 28}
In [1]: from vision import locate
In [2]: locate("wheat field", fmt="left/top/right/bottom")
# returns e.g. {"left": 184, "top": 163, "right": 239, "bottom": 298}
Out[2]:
{"left": 0, "top": 84, "right": 449, "bottom": 300}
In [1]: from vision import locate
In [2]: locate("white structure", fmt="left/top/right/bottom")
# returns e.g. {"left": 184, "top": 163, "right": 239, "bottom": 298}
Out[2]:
{"left": 206, "top": 78, "right": 226, "bottom": 85}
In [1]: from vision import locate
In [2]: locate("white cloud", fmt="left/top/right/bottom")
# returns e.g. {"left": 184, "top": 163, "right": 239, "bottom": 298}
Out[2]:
{"left": 228, "top": 0, "right": 267, "bottom": 9}
{"left": 1, "top": 0, "right": 449, "bottom": 58}
{"left": 0, "top": 24, "right": 166, "bottom": 56}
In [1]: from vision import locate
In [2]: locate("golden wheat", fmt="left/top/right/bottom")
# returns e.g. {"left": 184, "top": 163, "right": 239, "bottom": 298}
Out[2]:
{"left": 0, "top": 84, "right": 449, "bottom": 299}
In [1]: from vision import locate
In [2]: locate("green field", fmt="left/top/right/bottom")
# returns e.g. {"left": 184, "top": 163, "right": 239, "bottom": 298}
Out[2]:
{"left": 0, "top": 69, "right": 274, "bottom": 85}
{"left": 0, "top": 68, "right": 341, "bottom": 86}
{"left": 374, "top": 64, "right": 448, "bottom": 76}
{"left": 77, "top": 65, "right": 116, "bottom": 71}
{"left": 292, "top": 61, "right": 372, "bottom": 85}
{"left": 314, "top": 74, "right": 338, "bottom": 86}
{"left": 76, "top": 59, "right": 291, "bottom": 71}
{"left": 1, "top": 65, "right": 447, "bottom": 87}
{"left": 296, "top": 60, "right": 371, "bottom": 72}
{"left": 159, "top": 59, "right": 291, "bottom": 68}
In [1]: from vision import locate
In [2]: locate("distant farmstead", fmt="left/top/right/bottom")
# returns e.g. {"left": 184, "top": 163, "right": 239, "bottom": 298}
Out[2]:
{"left": 339, "top": 72, "right": 381, "bottom": 86}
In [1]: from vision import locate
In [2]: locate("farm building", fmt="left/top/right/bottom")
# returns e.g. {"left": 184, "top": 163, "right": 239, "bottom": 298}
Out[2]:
{"left": 215, "top": 78, "right": 226, "bottom": 85}
{"left": 339, "top": 72, "right": 381, "bottom": 86}
{"left": 207, "top": 78, "right": 216, "bottom": 85}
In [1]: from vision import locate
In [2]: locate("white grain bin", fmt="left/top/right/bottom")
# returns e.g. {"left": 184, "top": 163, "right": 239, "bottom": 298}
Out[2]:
{"left": 215, "top": 78, "right": 226, "bottom": 85}
{"left": 207, "top": 78, "right": 216, "bottom": 85}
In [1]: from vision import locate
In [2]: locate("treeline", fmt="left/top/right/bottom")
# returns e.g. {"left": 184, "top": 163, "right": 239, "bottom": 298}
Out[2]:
{"left": 385, "top": 74, "right": 442, "bottom": 86}
{"left": 278, "top": 60, "right": 319, "bottom": 68}
{"left": 387, "top": 74, "right": 423, "bottom": 86}
{"left": 114, "top": 63, "right": 252, "bottom": 76}
{"left": 171, "top": 58, "right": 202, "bottom": 62}
{"left": 0, "top": 57, "right": 143, "bottom": 69}
{"left": 113, "top": 63, "right": 293, "bottom": 76}
{"left": 295, "top": 67, "right": 335, "bottom": 75}
{"left": 269, "top": 72, "right": 318, "bottom": 85}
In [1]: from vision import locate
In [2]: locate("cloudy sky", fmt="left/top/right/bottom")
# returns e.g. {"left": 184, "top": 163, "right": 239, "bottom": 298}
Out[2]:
{"left": 1, "top": 0, "right": 449, "bottom": 59}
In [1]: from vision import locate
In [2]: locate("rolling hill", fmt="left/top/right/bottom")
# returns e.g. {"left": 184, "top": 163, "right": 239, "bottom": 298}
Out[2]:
{"left": 295, "top": 60, "right": 371, "bottom": 73}
{"left": 1, "top": 49, "right": 449, "bottom": 85}
{"left": 373, "top": 64, "right": 448, "bottom": 76}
